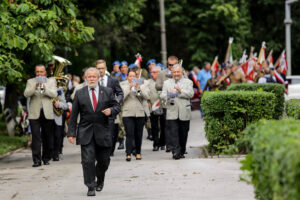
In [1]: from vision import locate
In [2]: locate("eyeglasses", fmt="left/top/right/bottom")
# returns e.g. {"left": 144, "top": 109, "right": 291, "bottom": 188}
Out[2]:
{"left": 168, "top": 63, "right": 174, "bottom": 67}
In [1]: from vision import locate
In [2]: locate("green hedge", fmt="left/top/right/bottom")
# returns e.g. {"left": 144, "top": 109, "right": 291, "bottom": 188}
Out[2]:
{"left": 201, "top": 91, "right": 275, "bottom": 154}
{"left": 240, "top": 119, "right": 300, "bottom": 200}
{"left": 285, "top": 99, "right": 300, "bottom": 119}
{"left": 227, "top": 83, "right": 285, "bottom": 119}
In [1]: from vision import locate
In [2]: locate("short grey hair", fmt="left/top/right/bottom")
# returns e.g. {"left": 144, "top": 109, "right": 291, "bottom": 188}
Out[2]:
{"left": 151, "top": 65, "right": 161, "bottom": 72}
{"left": 85, "top": 67, "right": 100, "bottom": 77}
{"left": 172, "top": 64, "right": 183, "bottom": 71}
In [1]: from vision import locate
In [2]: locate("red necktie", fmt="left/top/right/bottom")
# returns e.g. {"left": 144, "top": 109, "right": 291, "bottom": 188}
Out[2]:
{"left": 91, "top": 88, "right": 97, "bottom": 111}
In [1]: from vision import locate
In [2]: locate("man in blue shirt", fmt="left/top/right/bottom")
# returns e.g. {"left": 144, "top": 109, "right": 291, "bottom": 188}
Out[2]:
{"left": 197, "top": 62, "right": 212, "bottom": 93}
{"left": 197, "top": 62, "right": 211, "bottom": 118}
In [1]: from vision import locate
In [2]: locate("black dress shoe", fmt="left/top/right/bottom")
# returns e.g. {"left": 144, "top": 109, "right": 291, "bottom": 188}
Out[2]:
{"left": 118, "top": 143, "right": 124, "bottom": 150}
{"left": 153, "top": 146, "right": 159, "bottom": 151}
{"left": 95, "top": 181, "right": 104, "bottom": 192}
{"left": 172, "top": 154, "right": 181, "bottom": 160}
{"left": 160, "top": 146, "right": 165, "bottom": 150}
{"left": 87, "top": 187, "right": 96, "bottom": 196}
{"left": 53, "top": 157, "right": 59, "bottom": 161}
{"left": 166, "top": 147, "right": 171, "bottom": 153}
{"left": 180, "top": 154, "right": 185, "bottom": 159}
{"left": 32, "top": 162, "right": 41, "bottom": 167}
{"left": 147, "top": 135, "right": 153, "bottom": 141}
{"left": 43, "top": 161, "right": 50, "bottom": 165}
{"left": 126, "top": 155, "right": 131, "bottom": 162}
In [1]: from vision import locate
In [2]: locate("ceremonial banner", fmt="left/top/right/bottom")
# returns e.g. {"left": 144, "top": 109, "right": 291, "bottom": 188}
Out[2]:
{"left": 134, "top": 53, "right": 143, "bottom": 67}
{"left": 257, "top": 41, "right": 266, "bottom": 65}
{"left": 212, "top": 56, "right": 219, "bottom": 72}
{"left": 274, "top": 50, "right": 288, "bottom": 75}
{"left": 224, "top": 37, "right": 234, "bottom": 64}
{"left": 266, "top": 49, "right": 274, "bottom": 69}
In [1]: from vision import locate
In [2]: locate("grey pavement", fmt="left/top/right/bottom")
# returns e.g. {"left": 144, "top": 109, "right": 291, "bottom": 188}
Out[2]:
{"left": 0, "top": 111, "right": 254, "bottom": 200}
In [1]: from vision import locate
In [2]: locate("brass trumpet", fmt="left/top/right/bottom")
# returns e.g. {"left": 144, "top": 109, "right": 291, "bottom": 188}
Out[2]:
{"left": 51, "top": 55, "right": 72, "bottom": 116}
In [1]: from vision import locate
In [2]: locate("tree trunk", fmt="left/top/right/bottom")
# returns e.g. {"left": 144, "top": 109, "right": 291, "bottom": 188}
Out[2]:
{"left": 4, "top": 83, "right": 18, "bottom": 118}
{"left": 3, "top": 84, "right": 19, "bottom": 136}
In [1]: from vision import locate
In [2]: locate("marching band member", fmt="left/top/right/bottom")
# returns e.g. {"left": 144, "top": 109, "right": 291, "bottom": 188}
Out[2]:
{"left": 121, "top": 70, "right": 150, "bottom": 161}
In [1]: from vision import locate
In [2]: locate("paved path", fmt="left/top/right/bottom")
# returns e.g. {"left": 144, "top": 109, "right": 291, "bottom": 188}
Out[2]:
{"left": 0, "top": 111, "right": 254, "bottom": 200}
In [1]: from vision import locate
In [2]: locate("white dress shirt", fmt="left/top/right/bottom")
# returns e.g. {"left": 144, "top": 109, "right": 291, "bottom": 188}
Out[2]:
{"left": 88, "top": 85, "right": 99, "bottom": 109}
{"left": 99, "top": 75, "right": 108, "bottom": 87}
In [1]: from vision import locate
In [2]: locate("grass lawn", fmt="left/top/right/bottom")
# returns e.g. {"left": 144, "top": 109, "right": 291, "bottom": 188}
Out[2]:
{"left": 0, "top": 116, "right": 29, "bottom": 155}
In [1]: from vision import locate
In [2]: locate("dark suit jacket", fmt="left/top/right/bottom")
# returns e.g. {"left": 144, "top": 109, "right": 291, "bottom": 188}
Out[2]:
{"left": 107, "top": 76, "right": 124, "bottom": 103}
{"left": 67, "top": 85, "right": 121, "bottom": 147}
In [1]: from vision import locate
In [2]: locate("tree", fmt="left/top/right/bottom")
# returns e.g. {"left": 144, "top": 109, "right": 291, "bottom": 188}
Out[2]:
{"left": 69, "top": 0, "right": 146, "bottom": 74}
{"left": 0, "top": 0, "right": 94, "bottom": 117}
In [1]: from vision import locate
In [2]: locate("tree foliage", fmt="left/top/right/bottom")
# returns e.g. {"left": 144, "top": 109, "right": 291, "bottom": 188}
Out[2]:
{"left": 0, "top": 0, "right": 94, "bottom": 85}
{"left": 69, "top": 0, "right": 146, "bottom": 74}
{"left": 164, "top": 0, "right": 251, "bottom": 67}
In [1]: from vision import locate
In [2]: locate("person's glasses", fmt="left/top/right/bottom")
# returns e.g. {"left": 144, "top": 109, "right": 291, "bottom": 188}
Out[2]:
{"left": 168, "top": 63, "right": 174, "bottom": 67}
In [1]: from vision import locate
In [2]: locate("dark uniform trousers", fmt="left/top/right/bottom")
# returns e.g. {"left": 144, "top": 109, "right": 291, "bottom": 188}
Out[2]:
{"left": 53, "top": 124, "right": 64, "bottom": 159}
{"left": 123, "top": 117, "right": 145, "bottom": 155}
{"left": 29, "top": 109, "right": 54, "bottom": 163}
{"left": 162, "top": 108, "right": 169, "bottom": 148}
{"left": 150, "top": 113, "right": 165, "bottom": 147}
{"left": 166, "top": 119, "right": 190, "bottom": 155}
{"left": 111, "top": 123, "right": 119, "bottom": 155}
{"left": 81, "top": 136, "right": 111, "bottom": 188}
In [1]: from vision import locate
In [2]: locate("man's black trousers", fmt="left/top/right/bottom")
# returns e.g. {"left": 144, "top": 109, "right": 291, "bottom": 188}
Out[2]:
{"left": 80, "top": 137, "right": 111, "bottom": 188}
{"left": 150, "top": 113, "right": 165, "bottom": 147}
{"left": 29, "top": 109, "right": 54, "bottom": 163}
{"left": 166, "top": 119, "right": 190, "bottom": 155}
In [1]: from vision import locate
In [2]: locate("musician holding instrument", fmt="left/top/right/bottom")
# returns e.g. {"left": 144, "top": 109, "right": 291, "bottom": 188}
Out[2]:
{"left": 24, "top": 64, "right": 57, "bottom": 167}
{"left": 120, "top": 70, "right": 150, "bottom": 162}
{"left": 52, "top": 79, "right": 68, "bottom": 161}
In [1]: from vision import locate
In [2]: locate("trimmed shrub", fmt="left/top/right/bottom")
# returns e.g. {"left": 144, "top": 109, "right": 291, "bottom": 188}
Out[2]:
{"left": 240, "top": 119, "right": 300, "bottom": 200}
{"left": 227, "top": 83, "right": 285, "bottom": 119}
{"left": 285, "top": 99, "right": 300, "bottom": 119}
{"left": 201, "top": 91, "right": 275, "bottom": 154}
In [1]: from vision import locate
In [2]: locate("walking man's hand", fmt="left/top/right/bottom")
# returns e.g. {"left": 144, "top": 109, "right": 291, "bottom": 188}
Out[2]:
{"left": 68, "top": 136, "right": 76, "bottom": 144}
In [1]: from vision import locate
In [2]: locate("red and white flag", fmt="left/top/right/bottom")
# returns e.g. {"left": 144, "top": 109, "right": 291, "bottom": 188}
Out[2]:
{"left": 212, "top": 56, "right": 219, "bottom": 72}
{"left": 239, "top": 50, "right": 248, "bottom": 64}
{"left": 134, "top": 53, "right": 143, "bottom": 67}
{"left": 151, "top": 100, "right": 160, "bottom": 111}
{"left": 274, "top": 50, "right": 288, "bottom": 75}
{"left": 266, "top": 49, "right": 274, "bottom": 68}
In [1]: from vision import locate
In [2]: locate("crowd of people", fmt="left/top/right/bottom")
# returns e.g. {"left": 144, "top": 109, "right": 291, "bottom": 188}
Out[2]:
{"left": 23, "top": 53, "right": 288, "bottom": 196}
{"left": 23, "top": 55, "right": 195, "bottom": 196}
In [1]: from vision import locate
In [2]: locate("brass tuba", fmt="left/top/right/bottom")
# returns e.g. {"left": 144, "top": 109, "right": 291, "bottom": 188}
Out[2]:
{"left": 52, "top": 55, "right": 72, "bottom": 116}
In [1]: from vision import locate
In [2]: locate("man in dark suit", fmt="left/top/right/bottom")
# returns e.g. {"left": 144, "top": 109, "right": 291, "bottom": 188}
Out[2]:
{"left": 95, "top": 59, "right": 124, "bottom": 156}
{"left": 67, "top": 67, "right": 120, "bottom": 196}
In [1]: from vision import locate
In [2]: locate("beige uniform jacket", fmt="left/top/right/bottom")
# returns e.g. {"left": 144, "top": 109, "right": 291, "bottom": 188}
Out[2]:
{"left": 24, "top": 77, "right": 57, "bottom": 120}
{"left": 160, "top": 78, "right": 194, "bottom": 121}
{"left": 121, "top": 80, "right": 150, "bottom": 117}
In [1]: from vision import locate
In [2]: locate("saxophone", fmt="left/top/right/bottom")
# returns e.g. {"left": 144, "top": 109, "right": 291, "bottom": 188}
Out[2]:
{"left": 52, "top": 55, "right": 72, "bottom": 116}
